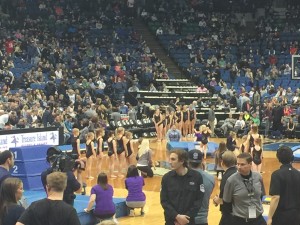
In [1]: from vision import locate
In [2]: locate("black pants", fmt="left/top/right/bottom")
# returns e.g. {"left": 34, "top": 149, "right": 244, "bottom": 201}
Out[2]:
{"left": 232, "top": 215, "right": 266, "bottom": 225}
{"left": 137, "top": 166, "right": 154, "bottom": 177}
{"left": 219, "top": 213, "right": 233, "bottom": 225}
{"left": 273, "top": 209, "right": 300, "bottom": 225}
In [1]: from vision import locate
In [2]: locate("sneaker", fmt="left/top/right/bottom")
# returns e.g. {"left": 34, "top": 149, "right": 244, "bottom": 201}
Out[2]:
{"left": 129, "top": 209, "right": 135, "bottom": 217}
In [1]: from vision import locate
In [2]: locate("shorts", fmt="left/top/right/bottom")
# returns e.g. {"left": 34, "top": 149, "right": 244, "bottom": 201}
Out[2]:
{"left": 126, "top": 201, "right": 146, "bottom": 208}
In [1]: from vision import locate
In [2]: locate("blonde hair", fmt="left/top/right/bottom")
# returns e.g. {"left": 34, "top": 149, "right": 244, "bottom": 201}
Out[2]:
{"left": 138, "top": 139, "right": 150, "bottom": 157}
{"left": 115, "top": 127, "right": 125, "bottom": 136}
{"left": 46, "top": 172, "right": 67, "bottom": 192}
{"left": 200, "top": 125, "right": 206, "bottom": 132}
{"left": 125, "top": 131, "right": 133, "bottom": 139}
{"left": 251, "top": 124, "right": 258, "bottom": 134}
{"left": 73, "top": 128, "right": 79, "bottom": 136}
{"left": 86, "top": 132, "right": 95, "bottom": 140}
{"left": 230, "top": 131, "right": 236, "bottom": 138}
{"left": 95, "top": 128, "right": 105, "bottom": 138}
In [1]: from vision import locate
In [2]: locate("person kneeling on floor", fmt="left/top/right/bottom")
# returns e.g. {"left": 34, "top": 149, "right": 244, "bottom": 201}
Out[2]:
{"left": 125, "top": 165, "right": 146, "bottom": 216}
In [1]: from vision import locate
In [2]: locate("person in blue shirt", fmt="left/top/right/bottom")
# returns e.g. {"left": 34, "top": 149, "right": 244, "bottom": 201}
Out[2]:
{"left": 166, "top": 124, "right": 181, "bottom": 142}
{"left": 0, "top": 150, "right": 14, "bottom": 187}
{"left": 188, "top": 149, "right": 215, "bottom": 225}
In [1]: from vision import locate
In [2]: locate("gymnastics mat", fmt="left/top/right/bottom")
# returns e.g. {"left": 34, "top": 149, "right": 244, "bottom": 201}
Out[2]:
{"left": 24, "top": 191, "right": 128, "bottom": 225}
{"left": 166, "top": 141, "right": 218, "bottom": 157}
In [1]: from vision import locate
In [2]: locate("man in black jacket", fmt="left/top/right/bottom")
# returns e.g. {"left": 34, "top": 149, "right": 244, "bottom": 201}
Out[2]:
{"left": 160, "top": 149, "right": 204, "bottom": 225}
{"left": 213, "top": 151, "right": 237, "bottom": 225}
{"left": 267, "top": 146, "right": 300, "bottom": 225}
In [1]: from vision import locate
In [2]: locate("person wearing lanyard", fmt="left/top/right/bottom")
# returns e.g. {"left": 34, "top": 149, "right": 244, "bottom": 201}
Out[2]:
{"left": 223, "top": 153, "right": 266, "bottom": 225}
{"left": 213, "top": 151, "right": 237, "bottom": 225}
{"left": 267, "top": 146, "right": 300, "bottom": 225}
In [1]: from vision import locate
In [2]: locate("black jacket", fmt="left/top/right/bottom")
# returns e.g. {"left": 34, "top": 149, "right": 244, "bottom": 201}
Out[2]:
{"left": 160, "top": 169, "right": 204, "bottom": 225}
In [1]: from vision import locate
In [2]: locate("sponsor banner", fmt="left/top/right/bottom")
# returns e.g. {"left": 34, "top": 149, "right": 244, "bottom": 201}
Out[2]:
{"left": 0, "top": 131, "right": 59, "bottom": 151}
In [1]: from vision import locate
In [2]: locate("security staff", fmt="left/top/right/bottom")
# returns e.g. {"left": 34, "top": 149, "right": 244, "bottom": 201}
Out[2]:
{"left": 267, "top": 146, "right": 300, "bottom": 225}
{"left": 223, "top": 153, "right": 266, "bottom": 225}
{"left": 213, "top": 151, "right": 237, "bottom": 225}
{"left": 160, "top": 149, "right": 204, "bottom": 225}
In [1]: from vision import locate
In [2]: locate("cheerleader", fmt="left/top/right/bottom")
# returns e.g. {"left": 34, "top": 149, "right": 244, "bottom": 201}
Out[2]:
{"left": 153, "top": 108, "right": 164, "bottom": 141}
{"left": 188, "top": 104, "right": 197, "bottom": 137}
{"left": 123, "top": 131, "right": 135, "bottom": 166}
{"left": 71, "top": 128, "right": 80, "bottom": 159}
{"left": 251, "top": 137, "right": 263, "bottom": 173}
{"left": 201, "top": 125, "right": 212, "bottom": 159}
{"left": 116, "top": 127, "right": 126, "bottom": 177}
{"left": 182, "top": 105, "right": 190, "bottom": 138}
{"left": 214, "top": 141, "right": 227, "bottom": 180}
{"left": 194, "top": 123, "right": 203, "bottom": 142}
{"left": 85, "top": 132, "right": 96, "bottom": 179}
{"left": 164, "top": 109, "right": 171, "bottom": 135}
{"left": 239, "top": 135, "right": 248, "bottom": 153}
{"left": 107, "top": 131, "right": 117, "bottom": 178}
{"left": 175, "top": 105, "right": 183, "bottom": 132}
{"left": 95, "top": 128, "right": 105, "bottom": 174}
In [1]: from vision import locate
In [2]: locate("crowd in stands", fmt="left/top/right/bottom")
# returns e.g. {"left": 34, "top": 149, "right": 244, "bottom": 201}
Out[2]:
{"left": 0, "top": 0, "right": 299, "bottom": 142}
{"left": 0, "top": 0, "right": 173, "bottom": 139}
{"left": 141, "top": 0, "right": 300, "bottom": 138}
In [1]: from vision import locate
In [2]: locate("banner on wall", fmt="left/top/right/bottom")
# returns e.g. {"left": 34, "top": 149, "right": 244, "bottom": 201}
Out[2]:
{"left": 0, "top": 129, "right": 61, "bottom": 151}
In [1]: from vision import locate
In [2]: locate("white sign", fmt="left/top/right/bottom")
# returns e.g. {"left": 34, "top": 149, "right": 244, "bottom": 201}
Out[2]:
{"left": 0, "top": 130, "right": 59, "bottom": 151}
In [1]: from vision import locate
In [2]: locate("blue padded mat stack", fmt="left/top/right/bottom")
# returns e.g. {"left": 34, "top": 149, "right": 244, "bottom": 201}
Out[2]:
{"left": 10, "top": 145, "right": 51, "bottom": 190}
{"left": 166, "top": 141, "right": 218, "bottom": 157}
{"left": 292, "top": 145, "right": 300, "bottom": 162}
{"left": 24, "top": 191, "right": 128, "bottom": 225}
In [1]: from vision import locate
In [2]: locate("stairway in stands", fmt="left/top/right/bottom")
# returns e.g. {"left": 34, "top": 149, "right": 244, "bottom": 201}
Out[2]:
{"left": 133, "top": 19, "right": 185, "bottom": 80}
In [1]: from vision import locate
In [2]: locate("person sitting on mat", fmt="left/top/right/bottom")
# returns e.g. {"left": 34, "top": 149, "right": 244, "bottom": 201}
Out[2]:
{"left": 136, "top": 139, "right": 155, "bottom": 178}
{"left": 125, "top": 165, "right": 146, "bottom": 217}
{"left": 85, "top": 173, "right": 116, "bottom": 222}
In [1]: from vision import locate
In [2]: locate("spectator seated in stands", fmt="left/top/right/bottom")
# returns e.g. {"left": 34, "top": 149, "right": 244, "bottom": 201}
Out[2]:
{"left": 285, "top": 117, "right": 295, "bottom": 139}
{"left": 149, "top": 83, "right": 157, "bottom": 92}
{"left": 220, "top": 113, "right": 236, "bottom": 137}
{"left": 234, "top": 114, "right": 246, "bottom": 134}
{"left": 220, "top": 83, "right": 229, "bottom": 99}
{"left": 128, "top": 83, "right": 140, "bottom": 92}
{"left": 196, "top": 84, "right": 209, "bottom": 93}
{"left": 283, "top": 104, "right": 293, "bottom": 116}
{"left": 156, "top": 27, "right": 163, "bottom": 36}
{"left": 209, "top": 77, "right": 218, "bottom": 88}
